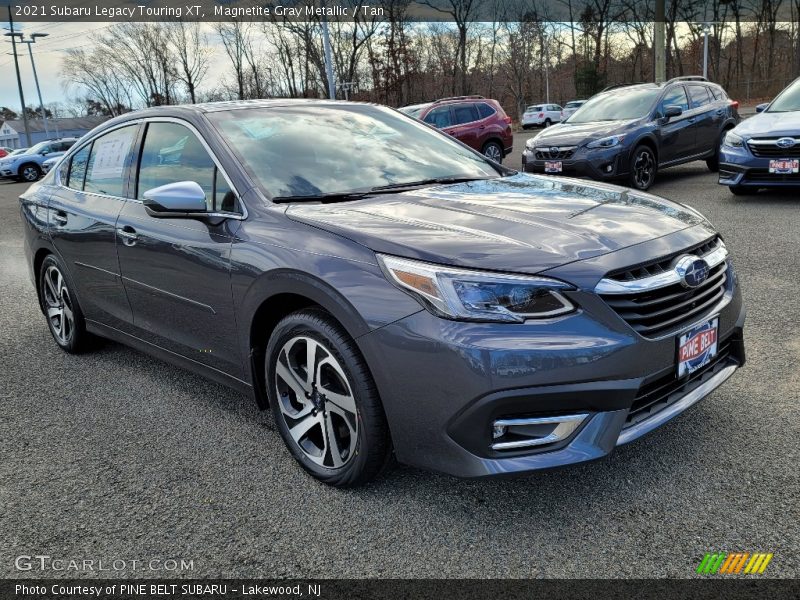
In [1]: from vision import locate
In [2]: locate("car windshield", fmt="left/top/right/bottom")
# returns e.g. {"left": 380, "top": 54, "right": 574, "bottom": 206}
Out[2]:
{"left": 566, "top": 101, "right": 583, "bottom": 108}
{"left": 568, "top": 88, "right": 661, "bottom": 123}
{"left": 767, "top": 79, "right": 800, "bottom": 112}
{"left": 25, "top": 141, "right": 50, "bottom": 155}
{"left": 208, "top": 104, "right": 499, "bottom": 199}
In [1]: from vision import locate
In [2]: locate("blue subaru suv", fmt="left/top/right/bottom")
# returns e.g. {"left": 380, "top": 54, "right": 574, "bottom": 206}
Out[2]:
{"left": 719, "top": 76, "right": 800, "bottom": 194}
{"left": 523, "top": 77, "right": 740, "bottom": 190}
{"left": 0, "top": 138, "right": 77, "bottom": 182}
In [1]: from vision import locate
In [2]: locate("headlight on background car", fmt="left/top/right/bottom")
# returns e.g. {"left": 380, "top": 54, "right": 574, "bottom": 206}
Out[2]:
{"left": 377, "top": 255, "right": 575, "bottom": 323}
{"left": 723, "top": 131, "right": 744, "bottom": 148}
{"left": 586, "top": 135, "right": 625, "bottom": 150}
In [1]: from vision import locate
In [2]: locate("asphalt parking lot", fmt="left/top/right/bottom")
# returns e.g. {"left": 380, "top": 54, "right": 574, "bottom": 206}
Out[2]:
{"left": 1, "top": 132, "right": 798, "bottom": 579}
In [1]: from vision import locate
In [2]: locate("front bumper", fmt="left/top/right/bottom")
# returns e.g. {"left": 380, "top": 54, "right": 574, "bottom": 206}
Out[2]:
{"left": 521, "top": 145, "right": 628, "bottom": 181}
{"left": 0, "top": 167, "right": 15, "bottom": 178}
{"left": 719, "top": 146, "right": 800, "bottom": 187}
{"left": 358, "top": 232, "right": 745, "bottom": 478}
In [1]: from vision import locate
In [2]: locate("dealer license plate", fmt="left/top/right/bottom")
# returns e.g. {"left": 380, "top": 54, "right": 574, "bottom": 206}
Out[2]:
{"left": 545, "top": 161, "right": 562, "bottom": 173}
{"left": 769, "top": 159, "right": 799, "bottom": 174}
{"left": 677, "top": 318, "right": 719, "bottom": 378}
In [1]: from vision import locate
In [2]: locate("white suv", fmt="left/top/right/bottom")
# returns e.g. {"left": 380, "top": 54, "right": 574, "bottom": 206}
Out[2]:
{"left": 521, "top": 104, "right": 562, "bottom": 129}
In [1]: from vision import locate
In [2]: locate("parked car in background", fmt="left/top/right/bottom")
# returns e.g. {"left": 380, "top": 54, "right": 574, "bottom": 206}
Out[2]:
{"left": 719, "top": 76, "right": 800, "bottom": 195}
{"left": 521, "top": 104, "right": 563, "bottom": 128}
{"left": 21, "top": 100, "right": 745, "bottom": 486}
{"left": 0, "top": 138, "right": 77, "bottom": 182}
{"left": 41, "top": 155, "right": 62, "bottom": 175}
{"left": 522, "top": 77, "right": 740, "bottom": 190}
{"left": 399, "top": 96, "right": 513, "bottom": 163}
{"left": 561, "top": 100, "right": 587, "bottom": 121}
{"left": 0, "top": 147, "right": 11, "bottom": 158}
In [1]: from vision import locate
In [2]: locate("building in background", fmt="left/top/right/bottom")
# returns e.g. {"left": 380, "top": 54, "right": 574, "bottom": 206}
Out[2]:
{"left": 0, "top": 117, "right": 110, "bottom": 149}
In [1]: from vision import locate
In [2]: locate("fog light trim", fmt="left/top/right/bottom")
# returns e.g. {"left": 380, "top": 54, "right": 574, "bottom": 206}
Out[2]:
{"left": 490, "top": 414, "right": 589, "bottom": 451}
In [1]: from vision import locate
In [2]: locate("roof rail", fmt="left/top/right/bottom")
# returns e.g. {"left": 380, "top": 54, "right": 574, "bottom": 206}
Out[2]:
{"left": 666, "top": 75, "right": 708, "bottom": 84}
{"left": 432, "top": 95, "right": 485, "bottom": 104}
{"left": 601, "top": 82, "right": 647, "bottom": 92}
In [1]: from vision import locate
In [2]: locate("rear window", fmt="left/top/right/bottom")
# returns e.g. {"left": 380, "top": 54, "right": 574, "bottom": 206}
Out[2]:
{"left": 527, "top": 106, "right": 543, "bottom": 112}
{"left": 477, "top": 103, "right": 496, "bottom": 119}
{"left": 688, "top": 85, "right": 712, "bottom": 107}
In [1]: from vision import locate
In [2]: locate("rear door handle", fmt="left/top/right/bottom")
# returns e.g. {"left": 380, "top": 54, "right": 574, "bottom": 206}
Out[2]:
{"left": 53, "top": 211, "right": 68, "bottom": 226}
{"left": 117, "top": 226, "right": 138, "bottom": 246}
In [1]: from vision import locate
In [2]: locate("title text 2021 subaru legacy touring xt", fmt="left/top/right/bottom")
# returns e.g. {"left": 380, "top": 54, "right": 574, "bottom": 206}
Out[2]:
{"left": 20, "top": 101, "right": 745, "bottom": 486}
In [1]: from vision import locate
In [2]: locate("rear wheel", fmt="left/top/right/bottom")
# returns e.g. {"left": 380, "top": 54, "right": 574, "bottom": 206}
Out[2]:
{"left": 265, "top": 309, "right": 392, "bottom": 487}
{"left": 18, "top": 163, "right": 41, "bottom": 182}
{"left": 482, "top": 141, "right": 504, "bottom": 163}
{"left": 38, "top": 255, "right": 91, "bottom": 353}
{"left": 628, "top": 145, "right": 657, "bottom": 190}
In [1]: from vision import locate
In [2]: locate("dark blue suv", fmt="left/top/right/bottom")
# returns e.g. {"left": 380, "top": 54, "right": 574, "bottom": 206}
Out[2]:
{"left": 719, "top": 76, "right": 800, "bottom": 194}
{"left": 523, "top": 77, "right": 740, "bottom": 190}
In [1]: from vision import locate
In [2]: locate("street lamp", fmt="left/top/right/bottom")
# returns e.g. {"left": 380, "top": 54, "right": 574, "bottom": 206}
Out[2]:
{"left": 701, "top": 23, "right": 712, "bottom": 80}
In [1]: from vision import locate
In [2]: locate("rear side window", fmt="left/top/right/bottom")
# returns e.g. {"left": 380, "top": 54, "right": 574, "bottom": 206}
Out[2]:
{"left": 66, "top": 144, "right": 90, "bottom": 190}
{"left": 82, "top": 125, "right": 138, "bottom": 196}
{"left": 688, "top": 85, "right": 712, "bottom": 108}
{"left": 137, "top": 121, "right": 235, "bottom": 213}
{"left": 452, "top": 104, "right": 479, "bottom": 125}
{"left": 477, "top": 103, "right": 496, "bottom": 119}
{"left": 661, "top": 86, "right": 690, "bottom": 113}
{"left": 423, "top": 106, "right": 453, "bottom": 128}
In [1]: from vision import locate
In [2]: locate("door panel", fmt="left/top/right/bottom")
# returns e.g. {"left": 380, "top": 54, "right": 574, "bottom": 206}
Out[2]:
{"left": 448, "top": 103, "right": 481, "bottom": 150}
{"left": 115, "top": 120, "right": 244, "bottom": 378}
{"left": 48, "top": 127, "right": 139, "bottom": 329}
{"left": 656, "top": 86, "right": 695, "bottom": 163}
{"left": 687, "top": 85, "right": 717, "bottom": 153}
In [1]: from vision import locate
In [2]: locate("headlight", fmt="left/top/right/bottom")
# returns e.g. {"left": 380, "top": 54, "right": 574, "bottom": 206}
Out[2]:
{"left": 378, "top": 254, "right": 575, "bottom": 323}
{"left": 723, "top": 132, "right": 744, "bottom": 148}
{"left": 586, "top": 135, "right": 625, "bottom": 149}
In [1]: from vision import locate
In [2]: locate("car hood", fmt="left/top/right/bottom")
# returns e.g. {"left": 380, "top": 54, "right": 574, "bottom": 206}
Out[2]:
{"left": 286, "top": 173, "right": 708, "bottom": 275}
{"left": 734, "top": 110, "right": 800, "bottom": 137}
{"left": 529, "top": 120, "right": 638, "bottom": 147}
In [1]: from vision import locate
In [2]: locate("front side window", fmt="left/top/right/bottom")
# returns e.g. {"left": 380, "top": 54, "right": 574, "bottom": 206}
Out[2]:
{"left": 424, "top": 106, "right": 454, "bottom": 128}
{"left": 137, "top": 122, "right": 234, "bottom": 212}
{"left": 83, "top": 125, "right": 138, "bottom": 197}
{"left": 660, "top": 86, "right": 690, "bottom": 113}
{"left": 208, "top": 104, "right": 498, "bottom": 199}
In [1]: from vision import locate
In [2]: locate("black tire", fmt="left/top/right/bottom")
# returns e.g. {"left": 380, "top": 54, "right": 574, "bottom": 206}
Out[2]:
{"left": 265, "top": 308, "right": 392, "bottom": 487}
{"left": 38, "top": 254, "right": 91, "bottom": 353}
{"left": 482, "top": 141, "right": 504, "bottom": 164}
{"left": 729, "top": 185, "right": 749, "bottom": 196}
{"left": 544, "top": 118, "right": 552, "bottom": 128}
{"left": 707, "top": 129, "right": 730, "bottom": 172}
{"left": 18, "top": 163, "right": 42, "bottom": 182}
{"left": 627, "top": 145, "right": 658, "bottom": 190}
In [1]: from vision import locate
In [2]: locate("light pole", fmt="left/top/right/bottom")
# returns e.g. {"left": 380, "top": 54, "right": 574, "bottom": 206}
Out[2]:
{"left": 21, "top": 32, "right": 50, "bottom": 138}
{"left": 3, "top": 7, "right": 31, "bottom": 146}
{"left": 701, "top": 23, "right": 711, "bottom": 79}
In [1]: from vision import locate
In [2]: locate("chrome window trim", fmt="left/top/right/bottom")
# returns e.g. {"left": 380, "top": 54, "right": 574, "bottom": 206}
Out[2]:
{"left": 595, "top": 242, "right": 728, "bottom": 295}
{"left": 54, "top": 116, "right": 247, "bottom": 220}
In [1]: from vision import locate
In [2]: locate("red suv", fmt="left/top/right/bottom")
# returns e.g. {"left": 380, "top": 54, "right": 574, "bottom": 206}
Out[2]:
{"left": 400, "top": 96, "right": 513, "bottom": 163}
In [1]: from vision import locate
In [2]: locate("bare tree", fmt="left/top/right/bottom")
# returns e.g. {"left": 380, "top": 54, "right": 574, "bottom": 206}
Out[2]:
{"left": 171, "top": 22, "right": 212, "bottom": 104}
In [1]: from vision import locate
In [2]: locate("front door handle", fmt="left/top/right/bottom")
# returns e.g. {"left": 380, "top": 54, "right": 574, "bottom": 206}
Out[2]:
{"left": 117, "top": 226, "right": 138, "bottom": 246}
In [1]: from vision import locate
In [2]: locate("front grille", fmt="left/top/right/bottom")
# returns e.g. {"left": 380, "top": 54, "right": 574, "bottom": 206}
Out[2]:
{"left": 747, "top": 139, "right": 800, "bottom": 158}
{"left": 535, "top": 147, "right": 576, "bottom": 160}
{"left": 624, "top": 340, "right": 734, "bottom": 428}
{"left": 601, "top": 261, "right": 728, "bottom": 338}
{"left": 606, "top": 236, "right": 722, "bottom": 283}
{"left": 743, "top": 168, "right": 800, "bottom": 184}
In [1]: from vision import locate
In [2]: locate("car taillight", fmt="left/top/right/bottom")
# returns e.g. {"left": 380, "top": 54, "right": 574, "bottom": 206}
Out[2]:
{"left": 731, "top": 100, "right": 739, "bottom": 110}
{"left": 503, "top": 116, "right": 512, "bottom": 124}
{"left": 538, "top": 113, "right": 544, "bottom": 118}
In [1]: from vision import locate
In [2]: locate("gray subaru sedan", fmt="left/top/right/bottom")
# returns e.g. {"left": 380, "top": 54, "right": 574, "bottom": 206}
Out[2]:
{"left": 20, "top": 100, "right": 745, "bottom": 486}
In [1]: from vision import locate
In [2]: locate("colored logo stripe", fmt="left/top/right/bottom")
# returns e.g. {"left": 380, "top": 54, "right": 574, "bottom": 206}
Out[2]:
{"left": 697, "top": 552, "right": 773, "bottom": 574}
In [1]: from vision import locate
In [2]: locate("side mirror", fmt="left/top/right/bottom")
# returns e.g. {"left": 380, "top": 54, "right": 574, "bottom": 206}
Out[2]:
{"left": 40, "top": 151, "right": 49, "bottom": 156}
{"left": 755, "top": 102, "right": 769, "bottom": 113}
{"left": 663, "top": 105, "right": 683, "bottom": 120}
{"left": 143, "top": 181, "right": 207, "bottom": 218}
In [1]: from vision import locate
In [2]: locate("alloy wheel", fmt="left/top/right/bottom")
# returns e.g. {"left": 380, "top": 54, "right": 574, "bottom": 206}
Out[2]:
{"left": 633, "top": 149, "right": 655, "bottom": 189}
{"left": 42, "top": 265, "right": 75, "bottom": 345}
{"left": 274, "top": 335, "right": 359, "bottom": 469}
{"left": 483, "top": 144, "right": 502, "bottom": 162}
{"left": 22, "top": 166, "right": 39, "bottom": 181}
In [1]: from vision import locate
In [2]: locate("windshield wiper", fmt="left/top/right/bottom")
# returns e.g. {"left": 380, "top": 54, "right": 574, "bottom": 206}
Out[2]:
{"left": 272, "top": 176, "right": 497, "bottom": 204}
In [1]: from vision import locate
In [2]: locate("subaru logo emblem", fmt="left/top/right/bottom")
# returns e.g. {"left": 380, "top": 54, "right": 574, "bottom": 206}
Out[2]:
{"left": 776, "top": 137, "right": 796, "bottom": 148}
{"left": 550, "top": 147, "right": 560, "bottom": 154}
{"left": 675, "top": 256, "right": 710, "bottom": 289}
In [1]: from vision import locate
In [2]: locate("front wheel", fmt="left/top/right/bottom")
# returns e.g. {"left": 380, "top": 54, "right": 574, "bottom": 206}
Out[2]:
{"left": 19, "top": 163, "right": 42, "bottom": 182}
{"left": 482, "top": 141, "right": 504, "bottom": 163}
{"left": 628, "top": 145, "right": 657, "bottom": 190}
{"left": 543, "top": 119, "right": 552, "bottom": 128}
{"left": 265, "top": 309, "right": 392, "bottom": 487}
